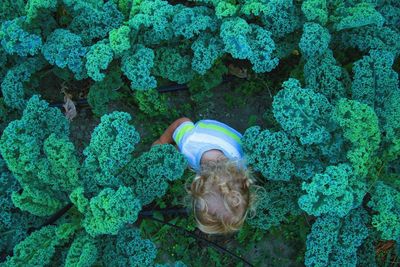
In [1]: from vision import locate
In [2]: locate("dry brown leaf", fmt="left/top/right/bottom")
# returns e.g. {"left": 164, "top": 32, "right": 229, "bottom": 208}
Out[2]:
{"left": 228, "top": 64, "right": 248, "bottom": 78}
{"left": 63, "top": 95, "right": 77, "bottom": 122}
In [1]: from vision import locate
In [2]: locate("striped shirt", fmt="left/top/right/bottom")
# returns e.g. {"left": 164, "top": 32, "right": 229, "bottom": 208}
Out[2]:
{"left": 172, "top": 119, "right": 244, "bottom": 172}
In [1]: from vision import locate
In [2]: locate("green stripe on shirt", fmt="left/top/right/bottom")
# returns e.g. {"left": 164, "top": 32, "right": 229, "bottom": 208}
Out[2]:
{"left": 197, "top": 122, "right": 242, "bottom": 143}
{"left": 175, "top": 123, "right": 194, "bottom": 144}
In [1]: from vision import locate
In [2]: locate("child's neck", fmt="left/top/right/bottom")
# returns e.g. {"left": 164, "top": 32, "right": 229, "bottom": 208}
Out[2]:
{"left": 200, "top": 149, "right": 226, "bottom": 165}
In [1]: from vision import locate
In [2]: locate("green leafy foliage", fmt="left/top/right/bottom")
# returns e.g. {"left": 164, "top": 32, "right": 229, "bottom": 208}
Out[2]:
{"left": 298, "top": 164, "right": 366, "bottom": 218}
{"left": 134, "top": 89, "right": 170, "bottom": 118}
{"left": 303, "top": 50, "right": 347, "bottom": 103}
{"left": 80, "top": 111, "right": 140, "bottom": 192}
{"left": 3, "top": 223, "right": 77, "bottom": 266}
{"left": 153, "top": 46, "right": 196, "bottom": 85}
{"left": 121, "top": 44, "right": 157, "bottom": 90}
{"left": 272, "top": 78, "right": 333, "bottom": 145}
{"left": 41, "top": 29, "right": 87, "bottom": 79}
{"left": 299, "top": 22, "right": 330, "bottom": 59}
{"left": 368, "top": 181, "right": 400, "bottom": 241}
{"left": 247, "top": 180, "right": 303, "bottom": 230}
{"left": 120, "top": 144, "right": 187, "bottom": 205}
{"left": 243, "top": 126, "right": 309, "bottom": 181}
{"left": 67, "top": 1, "right": 124, "bottom": 45}
{"left": 305, "top": 209, "right": 370, "bottom": 266}
{"left": 87, "top": 68, "right": 123, "bottom": 117}
{"left": 0, "top": 157, "right": 42, "bottom": 255}
{"left": 1, "top": 0, "right": 400, "bottom": 266}
{"left": 333, "top": 98, "right": 381, "bottom": 177}
{"left": 220, "top": 18, "right": 279, "bottom": 72}
{"left": 65, "top": 232, "right": 98, "bottom": 267}
{"left": 102, "top": 227, "right": 157, "bottom": 266}
{"left": 1, "top": 57, "right": 46, "bottom": 110}
{"left": 0, "top": 94, "right": 187, "bottom": 265}
{"left": 81, "top": 186, "right": 142, "bottom": 237}
{"left": 301, "top": 0, "right": 328, "bottom": 25}
{"left": 25, "top": 0, "right": 58, "bottom": 23}
{"left": 0, "top": 17, "right": 42, "bottom": 57}
{"left": 0, "top": 95, "right": 73, "bottom": 194}
{"left": 85, "top": 41, "right": 113, "bottom": 82}
{"left": 109, "top": 25, "right": 131, "bottom": 56}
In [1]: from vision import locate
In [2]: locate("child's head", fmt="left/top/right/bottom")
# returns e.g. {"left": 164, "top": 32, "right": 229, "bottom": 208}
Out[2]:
{"left": 186, "top": 158, "right": 256, "bottom": 235}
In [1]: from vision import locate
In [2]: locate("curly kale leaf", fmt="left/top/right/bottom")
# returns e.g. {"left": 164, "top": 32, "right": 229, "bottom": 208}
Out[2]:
{"left": 128, "top": 0, "right": 180, "bottom": 45}
{"left": 219, "top": 17, "right": 252, "bottom": 59}
{"left": 247, "top": 180, "right": 303, "bottom": 230}
{"left": 3, "top": 224, "right": 76, "bottom": 266}
{"left": 102, "top": 227, "right": 157, "bottom": 267}
{"left": 68, "top": 1, "right": 123, "bottom": 44}
{"left": 240, "top": 0, "right": 268, "bottom": 17}
{"left": 301, "top": 0, "right": 328, "bottom": 25}
{"left": 11, "top": 186, "right": 64, "bottom": 216}
{"left": 0, "top": 95, "right": 73, "bottom": 192}
{"left": 351, "top": 50, "right": 400, "bottom": 147}
{"left": 1, "top": 57, "right": 46, "bottom": 110}
{"left": 298, "top": 164, "right": 367, "bottom": 218}
{"left": 109, "top": 25, "right": 131, "bottom": 56}
{"left": 121, "top": 44, "right": 157, "bottom": 90}
{"left": 172, "top": 6, "right": 218, "bottom": 40}
{"left": 246, "top": 24, "right": 279, "bottom": 73}
{"left": 70, "top": 187, "right": 89, "bottom": 214}
{"left": 305, "top": 209, "right": 370, "bottom": 266}
{"left": 85, "top": 40, "right": 113, "bottom": 82}
{"left": 304, "top": 50, "right": 347, "bottom": 103}
{"left": 368, "top": 181, "right": 400, "bottom": 241}
{"left": 242, "top": 126, "right": 314, "bottom": 181}
{"left": 0, "top": 0, "right": 25, "bottom": 23}
{"left": 87, "top": 69, "right": 123, "bottom": 117}
{"left": 0, "top": 16, "right": 42, "bottom": 57}
{"left": 332, "top": 2, "right": 384, "bottom": 31}
{"left": 220, "top": 18, "right": 279, "bottom": 73}
{"left": 0, "top": 94, "right": 82, "bottom": 217}
{"left": 81, "top": 111, "right": 140, "bottom": 192}
{"left": 42, "top": 133, "right": 80, "bottom": 191}
{"left": 121, "top": 144, "right": 187, "bottom": 205}
{"left": 152, "top": 46, "right": 196, "bottom": 84}
{"left": 191, "top": 33, "right": 224, "bottom": 75}
{"left": 25, "top": 0, "right": 58, "bottom": 23}
{"left": 272, "top": 78, "right": 333, "bottom": 145}
{"left": 333, "top": 98, "right": 381, "bottom": 177}
{"left": 82, "top": 186, "right": 141, "bottom": 237}
{"left": 41, "top": 29, "right": 87, "bottom": 79}
{"left": 260, "top": 0, "right": 302, "bottom": 38}
{"left": 134, "top": 89, "right": 170, "bottom": 118}
{"left": 352, "top": 50, "right": 398, "bottom": 111}
{"left": 299, "top": 22, "right": 331, "bottom": 59}
{"left": 337, "top": 25, "right": 400, "bottom": 56}
{"left": 65, "top": 232, "right": 98, "bottom": 267}
{"left": 0, "top": 158, "right": 21, "bottom": 228}
{"left": 0, "top": 157, "right": 42, "bottom": 254}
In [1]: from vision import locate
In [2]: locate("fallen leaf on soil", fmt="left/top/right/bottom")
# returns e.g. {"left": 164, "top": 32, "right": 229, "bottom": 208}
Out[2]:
{"left": 63, "top": 95, "right": 77, "bottom": 122}
{"left": 228, "top": 64, "right": 248, "bottom": 78}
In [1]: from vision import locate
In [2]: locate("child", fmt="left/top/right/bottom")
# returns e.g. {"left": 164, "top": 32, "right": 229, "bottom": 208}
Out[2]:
{"left": 153, "top": 117, "right": 256, "bottom": 235}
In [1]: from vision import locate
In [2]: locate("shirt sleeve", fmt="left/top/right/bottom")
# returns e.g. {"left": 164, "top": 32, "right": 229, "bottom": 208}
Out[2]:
{"left": 172, "top": 121, "right": 195, "bottom": 149}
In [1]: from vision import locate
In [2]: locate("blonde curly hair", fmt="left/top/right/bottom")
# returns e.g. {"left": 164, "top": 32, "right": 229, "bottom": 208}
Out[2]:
{"left": 184, "top": 157, "right": 258, "bottom": 235}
